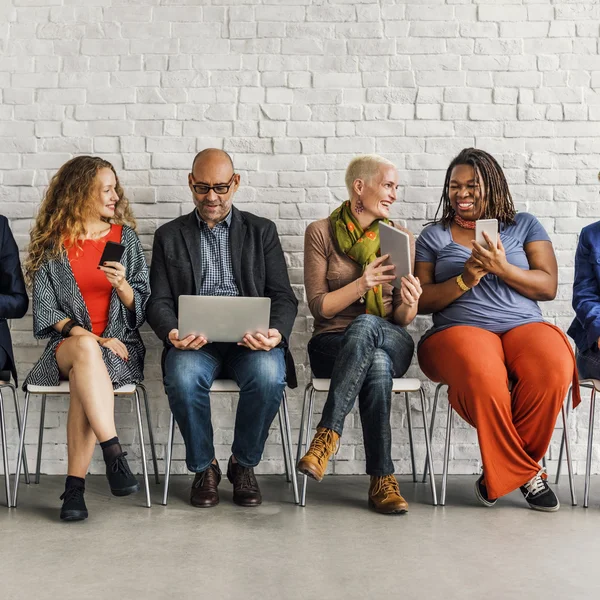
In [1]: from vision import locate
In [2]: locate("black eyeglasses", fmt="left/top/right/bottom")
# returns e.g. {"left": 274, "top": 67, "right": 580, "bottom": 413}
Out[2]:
{"left": 191, "top": 174, "right": 236, "bottom": 195}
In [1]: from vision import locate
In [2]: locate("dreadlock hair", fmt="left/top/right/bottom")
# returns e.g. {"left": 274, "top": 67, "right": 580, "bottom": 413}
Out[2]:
{"left": 432, "top": 147, "right": 516, "bottom": 229}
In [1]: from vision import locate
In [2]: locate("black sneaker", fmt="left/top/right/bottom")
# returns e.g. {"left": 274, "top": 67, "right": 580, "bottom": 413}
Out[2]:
{"left": 106, "top": 452, "right": 140, "bottom": 497}
{"left": 60, "top": 485, "right": 88, "bottom": 521}
{"left": 520, "top": 470, "right": 560, "bottom": 512}
{"left": 474, "top": 472, "right": 497, "bottom": 507}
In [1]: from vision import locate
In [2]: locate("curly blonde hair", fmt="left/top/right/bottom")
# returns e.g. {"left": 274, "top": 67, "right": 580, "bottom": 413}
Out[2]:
{"left": 24, "top": 156, "right": 136, "bottom": 286}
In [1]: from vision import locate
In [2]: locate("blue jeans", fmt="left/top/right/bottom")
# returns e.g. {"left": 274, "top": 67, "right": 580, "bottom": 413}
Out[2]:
{"left": 163, "top": 343, "right": 286, "bottom": 472}
{"left": 308, "top": 314, "right": 415, "bottom": 476}
{"left": 576, "top": 346, "right": 600, "bottom": 380}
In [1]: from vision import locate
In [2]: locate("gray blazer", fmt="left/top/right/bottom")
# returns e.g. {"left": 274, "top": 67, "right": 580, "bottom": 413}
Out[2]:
{"left": 24, "top": 226, "right": 150, "bottom": 390}
{"left": 146, "top": 207, "right": 298, "bottom": 387}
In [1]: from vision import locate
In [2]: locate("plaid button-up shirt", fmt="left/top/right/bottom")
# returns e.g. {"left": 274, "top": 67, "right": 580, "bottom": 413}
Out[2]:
{"left": 195, "top": 209, "right": 239, "bottom": 297}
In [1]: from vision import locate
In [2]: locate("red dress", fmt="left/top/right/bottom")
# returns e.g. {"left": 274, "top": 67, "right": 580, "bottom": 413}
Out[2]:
{"left": 66, "top": 225, "right": 123, "bottom": 337}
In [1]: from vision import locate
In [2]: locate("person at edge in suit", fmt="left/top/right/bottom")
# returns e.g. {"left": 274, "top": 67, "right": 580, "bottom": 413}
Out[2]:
{"left": 568, "top": 220, "right": 600, "bottom": 381}
{"left": 297, "top": 154, "right": 421, "bottom": 514}
{"left": 416, "top": 148, "right": 579, "bottom": 512}
{"left": 23, "top": 156, "right": 150, "bottom": 521}
{"left": 0, "top": 214, "right": 28, "bottom": 384}
{"left": 146, "top": 149, "right": 298, "bottom": 508}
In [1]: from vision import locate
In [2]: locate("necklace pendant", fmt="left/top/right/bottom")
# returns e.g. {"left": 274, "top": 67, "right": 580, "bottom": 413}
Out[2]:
{"left": 359, "top": 296, "right": 365, "bottom": 304}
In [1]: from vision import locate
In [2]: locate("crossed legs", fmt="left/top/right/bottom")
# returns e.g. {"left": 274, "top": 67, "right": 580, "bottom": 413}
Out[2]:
{"left": 56, "top": 336, "right": 117, "bottom": 478}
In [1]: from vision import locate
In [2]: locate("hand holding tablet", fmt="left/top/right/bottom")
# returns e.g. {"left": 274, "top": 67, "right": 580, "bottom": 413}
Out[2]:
{"left": 379, "top": 222, "right": 412, "bottom": 289}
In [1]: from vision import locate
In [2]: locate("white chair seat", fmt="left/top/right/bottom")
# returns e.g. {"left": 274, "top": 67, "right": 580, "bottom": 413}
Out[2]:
{"left": 27, "top": 380, "right": 242, "bottom": 394}
{"left": 311, "top": 377, "right": 422, "bottom": 393}
{"left": 209, "top": 379, "right": 240, "bottom": 393}
{"left": 580, "top": 379, "right": 600, "bottom": 391}
{"left": 27, "top": 382, "right": 137, "bottom": 394}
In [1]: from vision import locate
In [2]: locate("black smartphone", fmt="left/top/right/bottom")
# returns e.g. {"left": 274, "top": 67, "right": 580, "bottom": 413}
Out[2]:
{"left": 98, "top": 241, "right": 125, "bottom": 266}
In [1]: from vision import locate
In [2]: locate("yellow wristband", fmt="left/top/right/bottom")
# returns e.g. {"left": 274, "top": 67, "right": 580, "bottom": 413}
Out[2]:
{"left": 456, "top": 274, "right": 471, "bottom": 292}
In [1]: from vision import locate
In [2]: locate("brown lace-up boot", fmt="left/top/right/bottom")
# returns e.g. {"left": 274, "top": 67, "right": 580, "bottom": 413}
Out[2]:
{"left": 368, "top": 475, "right": 409, "bottom": 514}
{"left": 296, "top": 427, "right": 340, "bottom": 482}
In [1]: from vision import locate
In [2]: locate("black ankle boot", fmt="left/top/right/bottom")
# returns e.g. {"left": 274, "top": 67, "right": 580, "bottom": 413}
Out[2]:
{"left": 106, "top": 452, "right": 140, "bottom": 497}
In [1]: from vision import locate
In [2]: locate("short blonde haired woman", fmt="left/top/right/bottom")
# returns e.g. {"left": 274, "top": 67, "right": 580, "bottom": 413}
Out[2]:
{"left": 297, "top": 154, "right": 421, "bottom": 514}
{"left": 24, "top": 156, "right": 150, "bottom": 521}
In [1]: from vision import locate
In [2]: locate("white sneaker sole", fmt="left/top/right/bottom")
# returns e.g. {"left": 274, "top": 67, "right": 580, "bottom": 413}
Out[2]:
{"left": 526, "top": 499, "right": 560, "bottom": 512}
{"left": 474, "top": 478, "right": 497, "bottom": 507}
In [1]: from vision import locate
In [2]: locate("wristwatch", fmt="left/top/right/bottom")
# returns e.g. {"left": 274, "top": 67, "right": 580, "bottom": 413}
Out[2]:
{"left": 456, "top": 274, "right": 471, "bottom": 292}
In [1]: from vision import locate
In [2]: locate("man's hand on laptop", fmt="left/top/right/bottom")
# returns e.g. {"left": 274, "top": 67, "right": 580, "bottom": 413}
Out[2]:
{"left": 238, "top": 329, "right": 282, "bottom": 351}
{"left": 168, "top": 328, "right": 208, "bottom": 350}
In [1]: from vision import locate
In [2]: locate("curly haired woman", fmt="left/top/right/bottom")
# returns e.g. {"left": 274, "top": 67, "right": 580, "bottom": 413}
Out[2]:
{"left": 23, "top": 156, "right": 150, "bottom": 521}
{"left": 416, "top": 148, "right": 579, "bottom": 512}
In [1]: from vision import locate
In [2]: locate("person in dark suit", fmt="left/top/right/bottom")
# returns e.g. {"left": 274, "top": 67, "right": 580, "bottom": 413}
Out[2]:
{"left": 568, "top": 221, "right": 600, "bottom": 379}
{"left": 0, "top": 214, "right": 28, "bottom": 383}
{"left": 147, "top": 149, "right": 298, "bottom": 508}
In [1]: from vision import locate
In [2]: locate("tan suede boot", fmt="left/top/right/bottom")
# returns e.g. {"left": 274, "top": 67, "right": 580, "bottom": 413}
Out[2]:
{"left": 296, "top": 427, "right": 340, "bottom": 482}
{"left": 368, "top": 475, "right": 409, "bottom": 514}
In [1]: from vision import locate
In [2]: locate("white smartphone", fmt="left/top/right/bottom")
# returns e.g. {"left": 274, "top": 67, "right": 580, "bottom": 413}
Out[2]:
{"left": 475, "top": 219, "right": 498, "bottom": 250}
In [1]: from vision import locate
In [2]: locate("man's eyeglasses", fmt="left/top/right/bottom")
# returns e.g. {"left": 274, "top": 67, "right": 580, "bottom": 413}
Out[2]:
{"left": 191, "top": 174, "right": 236, "bottom": 195}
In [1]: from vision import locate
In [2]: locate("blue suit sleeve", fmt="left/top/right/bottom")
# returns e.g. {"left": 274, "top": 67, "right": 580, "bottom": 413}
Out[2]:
{"left": 572, "top": 227, "right": 600, "bottom": 350}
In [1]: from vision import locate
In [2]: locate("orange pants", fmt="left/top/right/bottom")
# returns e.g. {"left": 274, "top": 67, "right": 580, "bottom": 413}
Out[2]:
{"left": 418, "top": 323, "right": 579, "bottom": 499}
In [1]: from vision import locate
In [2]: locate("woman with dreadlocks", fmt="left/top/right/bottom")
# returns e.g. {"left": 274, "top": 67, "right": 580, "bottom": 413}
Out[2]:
{"left": 416, "top": 148, "right": 578, "bottom": 512}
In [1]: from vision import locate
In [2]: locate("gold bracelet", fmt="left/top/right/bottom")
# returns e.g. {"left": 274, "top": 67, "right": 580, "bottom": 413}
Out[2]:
{"left": 356, "top": 279, "right": 366, "bottom": 304}
{"left": 456, "top": 274, "right": 471, "bottom": 292}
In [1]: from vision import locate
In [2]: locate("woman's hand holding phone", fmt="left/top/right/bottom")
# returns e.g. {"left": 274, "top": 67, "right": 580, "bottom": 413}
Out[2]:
{"left": 471, "top": 232, "right": 508, "bottom": 278}
{"left": 98, "top": 261, "right": 128, "bottom": 291}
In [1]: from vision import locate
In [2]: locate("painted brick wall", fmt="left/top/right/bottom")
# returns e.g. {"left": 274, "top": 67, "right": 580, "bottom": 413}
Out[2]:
{"left": 1, "top": 0, "right": 599, "bottom": 478}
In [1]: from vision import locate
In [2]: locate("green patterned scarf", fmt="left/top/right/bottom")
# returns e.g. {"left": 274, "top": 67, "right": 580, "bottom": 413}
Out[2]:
{"left": 329, "top": 200, "right": 388, "bottom": 317}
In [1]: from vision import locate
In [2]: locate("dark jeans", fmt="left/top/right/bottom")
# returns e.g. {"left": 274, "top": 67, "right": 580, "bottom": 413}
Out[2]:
{"left": 163, "top": 343, "right": 286, "bottom": 473}
{"left": 308, "top": 314, "right": 415, "bottom": 476}
{"left": 576, "top": 346, "right": 600, "bottom": 380}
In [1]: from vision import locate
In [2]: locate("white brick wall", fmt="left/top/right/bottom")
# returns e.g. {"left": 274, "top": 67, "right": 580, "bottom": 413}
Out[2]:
{"left": 1, "top": 0, "right": 600, "bottom": 478}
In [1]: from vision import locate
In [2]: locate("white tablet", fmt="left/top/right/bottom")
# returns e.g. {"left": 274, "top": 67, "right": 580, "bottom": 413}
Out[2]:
{"left": 379, "top": 222, "right": 411, "bottom": 289}
{"left": 178, "top": 296, "right": 271, "bottom": 343}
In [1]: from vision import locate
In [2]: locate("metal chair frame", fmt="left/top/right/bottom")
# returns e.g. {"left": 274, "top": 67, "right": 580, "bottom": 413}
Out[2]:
{"left": 13, "top": 382, "right": 159, "bottom": 508}
{"left": 162, "top": 380, "right": 299, "bottom": 506}
{"left": 296, "top": 378, "right": 438, "bottom": 507}
{"left": 424, "top": 382, "right": 576, "bottom": 506}
{"left": 0, "top": 375, "right": 32, "bottom": 508}
{"left": 555, "top": 379, "right": 600, "bottom": 508}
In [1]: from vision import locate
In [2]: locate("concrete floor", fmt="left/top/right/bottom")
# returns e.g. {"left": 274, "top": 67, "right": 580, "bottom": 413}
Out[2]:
{"left": 0, "top": 475, "right": 599, "bottom": 600}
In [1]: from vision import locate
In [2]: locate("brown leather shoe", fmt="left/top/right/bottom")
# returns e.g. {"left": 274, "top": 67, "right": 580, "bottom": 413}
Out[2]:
{"left": 226, "top": 457, "right": 262, "bottom": 507}
{"left": 296, "top": 427, "right": 340, "bottom": 482}
{"left": 190, "top": 462, "right": 221, "bottom": 508}
{"left": 368, "top": 475, "right": 409, "bottom": 515}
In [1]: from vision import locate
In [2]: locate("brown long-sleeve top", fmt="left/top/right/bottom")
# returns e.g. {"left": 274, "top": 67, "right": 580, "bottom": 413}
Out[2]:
{"left": 304, "top": 218, "right": 415, "bottom": 337}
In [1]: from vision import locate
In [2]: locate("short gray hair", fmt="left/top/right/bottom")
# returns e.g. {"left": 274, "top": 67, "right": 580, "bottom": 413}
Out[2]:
{"left": 345, "top": 154, "right": 396, "bottom": 198}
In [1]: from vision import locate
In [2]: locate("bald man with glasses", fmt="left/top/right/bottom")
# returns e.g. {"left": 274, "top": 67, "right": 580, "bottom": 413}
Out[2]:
{"left": 147, "top": 149, "right": 298, "bottom": 508}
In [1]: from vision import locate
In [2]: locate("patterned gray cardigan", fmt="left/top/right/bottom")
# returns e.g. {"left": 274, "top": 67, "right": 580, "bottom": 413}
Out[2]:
{"left": 23, "top": 225, "right": 150, "bottom": 390}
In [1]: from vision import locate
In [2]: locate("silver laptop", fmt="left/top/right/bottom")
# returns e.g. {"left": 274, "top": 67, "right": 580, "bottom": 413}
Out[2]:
{"left": 178, "top": 296, "right": 271, "bottom": 342}
{"left": 379, "top": 222, "right": 412, "bottom": 289}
